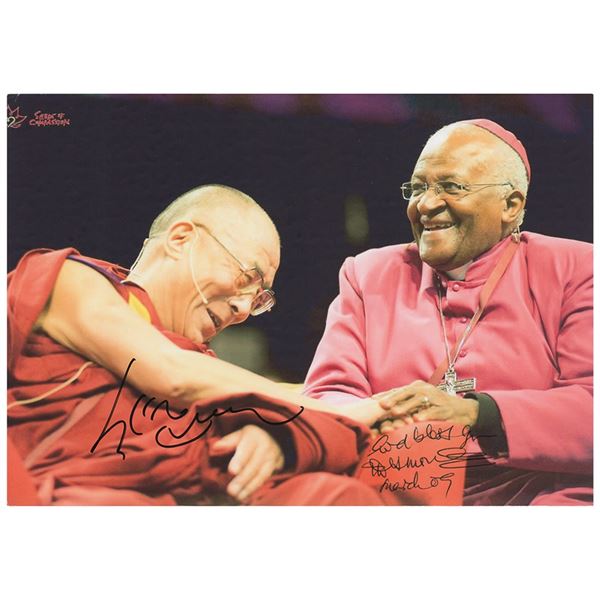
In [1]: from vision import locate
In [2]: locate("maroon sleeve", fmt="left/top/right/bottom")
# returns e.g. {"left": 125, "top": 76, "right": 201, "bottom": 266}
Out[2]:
{"left": 8, "top": 248, "right": 80, "bottom": 373}
{"left": 201, "top": 393, "right": 372, "bottom": 475}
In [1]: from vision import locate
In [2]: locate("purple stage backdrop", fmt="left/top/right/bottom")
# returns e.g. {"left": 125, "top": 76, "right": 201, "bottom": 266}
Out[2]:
{"left": 7, "top": 94, "right": 593, "bottom": 381}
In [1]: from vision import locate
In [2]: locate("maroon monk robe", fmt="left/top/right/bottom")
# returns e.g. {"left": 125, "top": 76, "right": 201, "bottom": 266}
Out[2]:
{"left": 8, "top": 248, "right": 395, "bottom": 506}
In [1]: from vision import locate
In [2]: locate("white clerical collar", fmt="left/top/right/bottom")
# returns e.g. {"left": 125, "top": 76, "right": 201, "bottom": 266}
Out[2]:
{"left": 444, "top": 261, "right": 473, "bottom": 281}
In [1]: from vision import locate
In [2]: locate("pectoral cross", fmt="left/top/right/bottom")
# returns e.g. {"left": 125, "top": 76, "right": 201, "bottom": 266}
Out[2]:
{"left": 437, "top": 367, "right": 476, "bottom": 395}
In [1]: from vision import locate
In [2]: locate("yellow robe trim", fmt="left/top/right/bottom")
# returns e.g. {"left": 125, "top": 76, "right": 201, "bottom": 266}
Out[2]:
{"left": 128, "top": 292, "right": 152, "bottom": 323}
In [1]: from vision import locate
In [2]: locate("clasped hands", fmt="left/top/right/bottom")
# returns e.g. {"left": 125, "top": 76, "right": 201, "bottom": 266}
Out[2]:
{"left": 210, "top": 381, "right": 479, "bottom": 502}
{"left": 342, "top": 380, "right": 479, "bottom": 434}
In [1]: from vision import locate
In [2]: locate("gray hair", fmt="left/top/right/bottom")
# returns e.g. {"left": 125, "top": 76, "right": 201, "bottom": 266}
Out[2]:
{"left": 149, "top": 184, "right": 267, "bottom": 238}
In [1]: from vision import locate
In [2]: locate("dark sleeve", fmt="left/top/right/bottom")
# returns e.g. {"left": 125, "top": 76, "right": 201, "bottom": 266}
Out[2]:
{"left": 268, "top": 427, "right": 298, "bottom": 471}
{"left": 465, "top": 392, "right": 508, "bottom": 457}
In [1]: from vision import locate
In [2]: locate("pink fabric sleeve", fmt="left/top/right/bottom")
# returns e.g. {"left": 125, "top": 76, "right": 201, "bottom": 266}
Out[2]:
{"left": 303, "top": 257, "right": 372, "bottom": 404}
{"left": 490, "top": 253, "right": 593, "bottom": 475}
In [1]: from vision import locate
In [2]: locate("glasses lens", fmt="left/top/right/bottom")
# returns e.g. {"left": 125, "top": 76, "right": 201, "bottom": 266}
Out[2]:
{"left": 437, "top": 181, "right": 463, "bottom": 195}
{"left": 401, "top": 183, "right": 413, "bottom": 200}
{"left": 250, "top": 289, "right": 276, "bottom": 316}
{"left": 235, "top": 269, "right": 264, "bottom": 293}
{"left": 402, "top": 182, "right": 428, "bottom": 200}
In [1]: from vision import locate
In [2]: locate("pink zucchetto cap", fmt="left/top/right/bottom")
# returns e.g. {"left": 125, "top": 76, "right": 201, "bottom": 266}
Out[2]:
{"left": 457, "top": 118, "right": 531, "bottom": 182}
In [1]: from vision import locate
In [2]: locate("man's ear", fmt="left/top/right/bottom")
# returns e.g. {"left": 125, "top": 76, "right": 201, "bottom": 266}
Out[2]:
{"left": 501, "top": 190, "right": 526, "bottom": 226}
{"left": 163, "top": 221, "right": 195, "bottom": 259}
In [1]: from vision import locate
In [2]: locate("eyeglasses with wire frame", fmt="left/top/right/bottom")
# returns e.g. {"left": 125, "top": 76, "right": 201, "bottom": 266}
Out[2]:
{"left": 401, "top": 180, "right": 514, "bottom": 201}
{"left": 192, "top": 223, "right": 276, "bottom": 316}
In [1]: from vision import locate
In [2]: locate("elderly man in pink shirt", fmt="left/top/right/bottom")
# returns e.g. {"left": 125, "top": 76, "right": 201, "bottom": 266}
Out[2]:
{"left": 304, "top": 119, "right": 593, "bottom": 506}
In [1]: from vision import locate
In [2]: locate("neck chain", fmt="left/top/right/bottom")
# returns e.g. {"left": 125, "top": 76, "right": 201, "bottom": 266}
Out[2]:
{"left": 435, "top": 277, "right": 478, "bottom": 395}
{"left": 430, "top": 234, "right": 521, "bottom": 395}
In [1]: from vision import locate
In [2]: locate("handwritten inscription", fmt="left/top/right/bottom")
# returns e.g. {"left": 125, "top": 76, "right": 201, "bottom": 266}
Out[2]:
{"left": 362, "top": 424, "right": 493, "bottom": 497}
{"left": 91, "top": 358, "right": 304, "bottom": 460}
{"left": 379, "top": 471, "right": 455, "bottom": 494}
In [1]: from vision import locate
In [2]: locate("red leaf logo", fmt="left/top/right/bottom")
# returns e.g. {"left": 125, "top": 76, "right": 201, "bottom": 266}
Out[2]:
{"left": 7, "top": 106, "right": 27, "bottom": 128}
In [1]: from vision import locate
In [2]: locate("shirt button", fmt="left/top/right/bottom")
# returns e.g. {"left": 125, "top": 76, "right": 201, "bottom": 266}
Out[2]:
{"left": 459, "top": 349, "right": 468, "bottom": 358}
{"left": 452, "top": 283, "right": 460, "bottom": 292}
{"left": 460, "top": 317, "right": 468, "bottom": 324}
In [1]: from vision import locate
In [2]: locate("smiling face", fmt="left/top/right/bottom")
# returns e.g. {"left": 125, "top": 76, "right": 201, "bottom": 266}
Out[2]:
{"left": 134, "top": 186, "right": 281, "bottom": 346}
{"left": 407, "top": 125, "right": 523, "bottom": 272}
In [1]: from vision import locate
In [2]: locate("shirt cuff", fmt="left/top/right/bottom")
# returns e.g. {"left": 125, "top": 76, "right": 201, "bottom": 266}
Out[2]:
{"left": 464, "top": 392, "right": 508, "bottom": 457}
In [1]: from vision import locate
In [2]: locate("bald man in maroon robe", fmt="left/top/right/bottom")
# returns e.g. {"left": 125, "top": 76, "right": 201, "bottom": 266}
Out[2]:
{"left": 304, "top": 120, "right": 593, "bottom": 506}
{"left": 8, "top": 184, "right": 399, "bottom": 505}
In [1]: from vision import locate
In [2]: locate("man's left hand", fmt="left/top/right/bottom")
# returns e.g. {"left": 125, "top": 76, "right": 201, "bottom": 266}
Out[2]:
{"left": 377, "top": 380, "right": 479, "bottom": 429}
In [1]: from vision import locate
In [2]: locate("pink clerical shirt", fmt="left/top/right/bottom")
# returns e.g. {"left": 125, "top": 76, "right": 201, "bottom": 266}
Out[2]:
{"left": 303, "top": 232, "right": 593, "bottom": 505}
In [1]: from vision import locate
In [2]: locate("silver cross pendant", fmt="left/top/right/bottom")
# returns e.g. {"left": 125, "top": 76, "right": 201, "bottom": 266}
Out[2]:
{"left": 437, "top": 367, "right": 476, "bottom": 395}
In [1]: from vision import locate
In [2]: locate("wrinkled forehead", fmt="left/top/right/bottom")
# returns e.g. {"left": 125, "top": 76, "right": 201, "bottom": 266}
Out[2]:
{"left": 413, "top": 126, "right": 501, "bottom": 179}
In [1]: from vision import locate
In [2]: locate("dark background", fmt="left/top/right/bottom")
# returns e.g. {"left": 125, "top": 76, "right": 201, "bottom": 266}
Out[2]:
{"left": 7, "top": 94, "right": 593, "bottom": 381}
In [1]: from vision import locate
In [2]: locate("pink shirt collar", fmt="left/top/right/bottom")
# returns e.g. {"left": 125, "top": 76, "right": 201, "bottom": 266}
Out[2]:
{"left": 422, "top": 235, "right": 515, "bottom": 291}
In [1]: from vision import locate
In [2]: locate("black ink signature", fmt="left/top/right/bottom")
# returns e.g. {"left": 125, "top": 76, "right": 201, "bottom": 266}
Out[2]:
{"left": 361, "top": 424, "right": 496, "bottom": 496}
{"left": 379, "top": 471, "right": 455, "bottom": 496}
{"left": 367, "top": 424, "right": 494, "bottom": 467}
{"left": 368, "top": 423, "right": 480, "bottom": 456}
{"left": 90, "top": 358, "right": 304, "bottom": 460}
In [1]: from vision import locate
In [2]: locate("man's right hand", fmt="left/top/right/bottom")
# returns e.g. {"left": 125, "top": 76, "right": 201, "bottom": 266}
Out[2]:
{"left": 212, "top": 425, "right": 285, "bottom": 502}
{"left": 371, "top": 388, "right": 418, "bottom": 433}
{"left": 336, "top": 389, "right": 416, "bottom": 428}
